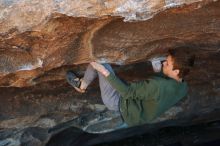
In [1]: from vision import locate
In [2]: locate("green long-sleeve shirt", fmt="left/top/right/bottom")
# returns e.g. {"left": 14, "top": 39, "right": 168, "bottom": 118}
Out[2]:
{"left": 106, "top": 72, "right": 188, "bottom": 126}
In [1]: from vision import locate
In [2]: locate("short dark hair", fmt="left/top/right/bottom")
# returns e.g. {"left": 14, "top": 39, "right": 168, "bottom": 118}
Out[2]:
{"left": 168, "top": 47, "right": 195, "bottom": 78}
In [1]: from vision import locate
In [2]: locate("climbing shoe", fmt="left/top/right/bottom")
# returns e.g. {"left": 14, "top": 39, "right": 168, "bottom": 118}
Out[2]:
{"left": 66, "top": 71, "right": 85, "bottom": 93}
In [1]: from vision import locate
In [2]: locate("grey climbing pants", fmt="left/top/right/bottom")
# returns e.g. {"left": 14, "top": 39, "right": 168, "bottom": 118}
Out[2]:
{"left": 82, "top": 64, "right": 120, "bottom": 111}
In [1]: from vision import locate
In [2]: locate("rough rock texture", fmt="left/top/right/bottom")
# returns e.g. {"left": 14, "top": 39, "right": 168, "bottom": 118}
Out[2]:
{"left": 0, "top": 0, "right": 219, "bottom": 87}
{"left": 47, "top": 120, "right": 220, "bottom": 146}
{"left": 0, "top": 0, "right": 220, "bottom": 145}
{"left": 0, "top": 0, "right": 209, "bottom": 33}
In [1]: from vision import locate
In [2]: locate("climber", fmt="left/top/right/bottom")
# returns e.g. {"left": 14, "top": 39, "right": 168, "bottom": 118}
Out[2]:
{"left": 66, "top": 47, "right": 195, "bottom": 127}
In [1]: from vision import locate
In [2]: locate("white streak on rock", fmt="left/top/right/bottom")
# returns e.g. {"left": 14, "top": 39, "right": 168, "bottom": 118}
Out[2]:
{"left": 18, "top": 58, "right": 43, "bottom": 71}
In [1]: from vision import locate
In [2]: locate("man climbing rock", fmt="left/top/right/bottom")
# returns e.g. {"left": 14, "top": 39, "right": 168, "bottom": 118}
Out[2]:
{"left": 66, "top": 47, "right": 195, "bottom": 128}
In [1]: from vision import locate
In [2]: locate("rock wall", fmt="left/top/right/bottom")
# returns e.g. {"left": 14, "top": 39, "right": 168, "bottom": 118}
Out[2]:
{"left": 0, "top": 0, "right": 219, "bottom": 87}
{"left": 0, "top": 0, "right": 220, "bottom": 145}
{"left": 0, "top": 0, "right": 209, "bottom": 33}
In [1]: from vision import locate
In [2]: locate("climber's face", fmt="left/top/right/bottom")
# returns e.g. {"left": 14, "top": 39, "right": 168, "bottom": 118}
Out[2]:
{"left": 163, "top": 55, "right": 180, "bottom": 80}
